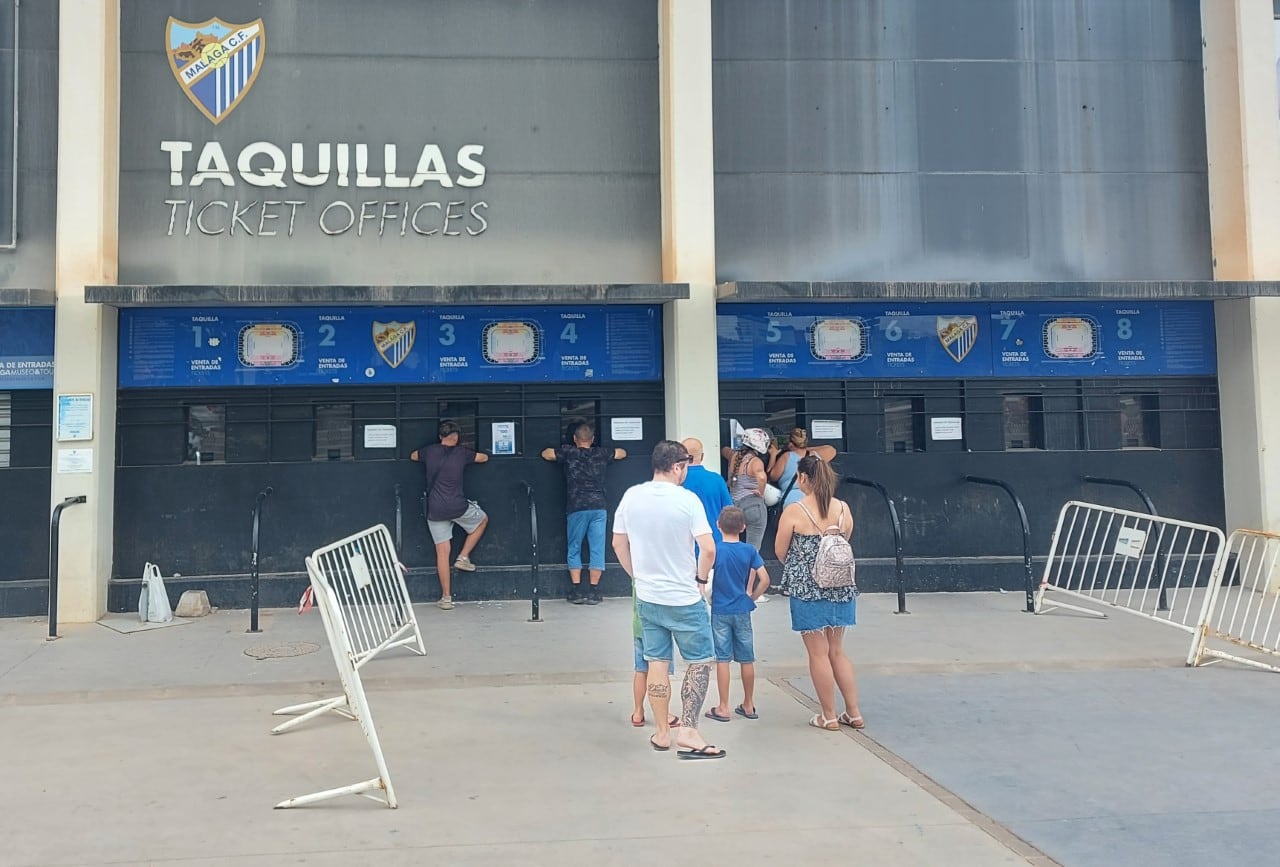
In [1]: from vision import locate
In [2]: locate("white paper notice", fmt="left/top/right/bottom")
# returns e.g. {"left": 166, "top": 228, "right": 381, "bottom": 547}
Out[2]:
{"left": 811, "top": 419, "right": 843, "bottom": 440}
{"left": 492, "top": 421, "right": 517, "bottom": 455}
{"left": 930, "top": 417, "right": 963, "bottom": 441}
{"left": 1114, "top": 526, "right": 1147, "bottom": 558}
{"left": 363, "top": 424, "right": 397, "bottom": 449}
{"left": 57, "top": 448, "right": 93, "bottom": 474}
{"left": 612, "top": 417, "right": 643, "bottom": 441}
{"left": 56, "top": 393, "right": 93, "bottom": 442}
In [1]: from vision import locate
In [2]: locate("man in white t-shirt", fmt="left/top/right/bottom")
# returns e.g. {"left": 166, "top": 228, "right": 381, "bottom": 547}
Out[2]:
{"left": 612, "top": 439, "right": 723, "bottom": 760}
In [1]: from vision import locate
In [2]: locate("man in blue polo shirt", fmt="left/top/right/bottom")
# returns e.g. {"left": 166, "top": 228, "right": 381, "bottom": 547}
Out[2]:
{"left": 680, "top": 438, "right": 733, "bottom": 545}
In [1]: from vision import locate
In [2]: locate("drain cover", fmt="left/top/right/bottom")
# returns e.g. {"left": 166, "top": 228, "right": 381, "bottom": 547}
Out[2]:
{"left": 244, "top": 641, "right": 320, "bottom": 660}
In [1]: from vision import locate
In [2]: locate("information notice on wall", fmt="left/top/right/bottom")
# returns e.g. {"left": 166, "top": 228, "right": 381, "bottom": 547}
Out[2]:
{"left": 716, "top": 301, "right": 1216, "bottom": 379}
{"left": 0, "top": 308, "right": 56, "bottom": 389}
{"left": 118, "top": 305, "right": 663, "bottom": 387}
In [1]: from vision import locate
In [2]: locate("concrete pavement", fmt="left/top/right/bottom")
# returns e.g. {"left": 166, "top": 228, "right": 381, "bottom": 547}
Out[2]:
{"left": 1, "top": 591, "right": 1273, "bottom": 865}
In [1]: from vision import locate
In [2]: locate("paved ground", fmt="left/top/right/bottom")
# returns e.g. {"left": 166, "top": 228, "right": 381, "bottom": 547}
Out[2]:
{"left": 1, "top": 591, "right": 1275, "bottom": 866}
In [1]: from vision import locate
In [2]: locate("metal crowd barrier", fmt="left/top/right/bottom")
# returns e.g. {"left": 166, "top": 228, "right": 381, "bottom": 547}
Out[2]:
{"left": 1035, "top": 500, "right": 1225, "bottom": 631}
{"left": 1188, "top": 529, "right": 1280, "bottom": 673}
{"left": 272, "top": 524, "right": 424, "bottom": 735}
{"left": 274, "top": 556, "right": 397, "bottom": 810}
{"left": 1083, "top": 476, "right": 1169, "bottom": 611}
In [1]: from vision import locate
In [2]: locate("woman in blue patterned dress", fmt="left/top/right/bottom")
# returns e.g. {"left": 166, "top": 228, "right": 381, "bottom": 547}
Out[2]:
{"left": 774, "top": 454, "right": 864, "bottom": 731}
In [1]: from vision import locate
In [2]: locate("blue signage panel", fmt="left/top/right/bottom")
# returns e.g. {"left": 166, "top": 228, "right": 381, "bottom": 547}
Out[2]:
{"left": 718, "top": 301, "right": 1216, "bottom": 379}
{"left": 118, "top": 305, "right": 662, "bottom": 387}
{"left": 0, "top": 308, "right": 55, "bottom": 389}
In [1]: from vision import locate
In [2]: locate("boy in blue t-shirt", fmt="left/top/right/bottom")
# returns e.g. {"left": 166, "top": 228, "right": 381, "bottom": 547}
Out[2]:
{"left": 704, "top": 506, "right": 770, "bottom": 722}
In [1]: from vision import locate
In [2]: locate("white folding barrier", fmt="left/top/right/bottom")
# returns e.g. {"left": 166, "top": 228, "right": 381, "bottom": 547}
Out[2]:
{"left": 1187, "top": 529, "right": 1280, "bottom": 674}
{"left": 272, "top": 524, "right": 423, "bottom": 734}
{"left": 275, "top": 558, "right": 398, "bottom": 809}
{"left": 1035, "top": 501, "right": 1226, "bottom": 631}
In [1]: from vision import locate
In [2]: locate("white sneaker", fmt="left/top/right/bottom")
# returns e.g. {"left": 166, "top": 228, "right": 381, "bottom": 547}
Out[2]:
{"left": 436, "top": 597, "right": 454, "bottom": 610}
{"left": 453, "top": 556, "right": 477, "bottom": 572}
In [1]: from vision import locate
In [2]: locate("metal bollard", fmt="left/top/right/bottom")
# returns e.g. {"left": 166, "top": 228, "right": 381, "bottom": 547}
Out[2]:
{"left": 47, "top": 495, "right": 88, "bottom": 640}
{"left": 247, "top": 486, "right": 273, "bottom": 633}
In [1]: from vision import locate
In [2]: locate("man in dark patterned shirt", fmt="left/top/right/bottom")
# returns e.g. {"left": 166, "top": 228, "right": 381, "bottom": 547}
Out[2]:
{"left": 541, "top": 423, "right": 626, "bottom": 604}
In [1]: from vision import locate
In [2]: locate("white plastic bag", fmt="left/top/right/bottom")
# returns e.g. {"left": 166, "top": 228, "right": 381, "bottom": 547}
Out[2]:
{"left": 138, "top": 562, "right": 173, "bottom": 623}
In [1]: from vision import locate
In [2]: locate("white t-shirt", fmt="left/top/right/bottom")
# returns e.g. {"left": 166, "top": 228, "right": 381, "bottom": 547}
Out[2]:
{"left": 613, "top": 480, "right": 713, "bottom": 606}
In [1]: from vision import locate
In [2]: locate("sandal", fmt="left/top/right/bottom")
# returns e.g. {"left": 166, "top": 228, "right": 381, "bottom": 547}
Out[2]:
{"left": 808, "top": 713, "right": 839, "bottom": 731}
{"left": 838, "top": 712, "right": 865, "bottom": 730}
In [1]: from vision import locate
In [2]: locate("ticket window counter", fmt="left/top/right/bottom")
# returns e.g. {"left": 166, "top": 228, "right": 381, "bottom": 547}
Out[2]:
{"left": 113, "top": 381, "right": 666, "bottom": 590}
{"left": 718, "top": 376, "right": 1223, "bottom": 574}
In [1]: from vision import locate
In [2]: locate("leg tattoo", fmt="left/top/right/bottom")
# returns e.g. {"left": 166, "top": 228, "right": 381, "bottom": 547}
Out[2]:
{"left": 679, "top": 663, "right": 713, "bottom": 728}
{"left": 647, "top": 682, "right": 671, "bottom": 699}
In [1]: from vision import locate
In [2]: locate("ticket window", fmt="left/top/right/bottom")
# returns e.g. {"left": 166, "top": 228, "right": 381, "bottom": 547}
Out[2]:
{"left": 884, "top": 397, "right": 926, "bottom": 453}
{"left": 1119, "top": 394, "right": 1159, "bottom": 449}
{"left": 438, "top": 399, "right": 478, "bottom": 449}
{"left": 561, "top": 398, "right": 600, "bottom": 445}
{"left": 1002, "top": 395, "right": 1045, "bottom": 451}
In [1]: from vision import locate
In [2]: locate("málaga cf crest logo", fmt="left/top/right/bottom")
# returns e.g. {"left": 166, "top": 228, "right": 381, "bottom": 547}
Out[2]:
{"left": 166, "top": 17, "right": 265, "bottom": 124}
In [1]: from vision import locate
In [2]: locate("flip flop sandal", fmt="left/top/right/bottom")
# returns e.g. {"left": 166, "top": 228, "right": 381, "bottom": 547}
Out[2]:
{"left": 734, "top": 705, "right": 759, "bottom": 720}
{"left": 649, "top": 735, "right": 670, "bottom": 752}
{"left": 677, "top": 745, "right": 726, "bottom": 760}
{"left": 704, "top": 709, "right": 732, "bottom": 723}
{"left": 631, "top": 715, "right": 645, "bottom": 727}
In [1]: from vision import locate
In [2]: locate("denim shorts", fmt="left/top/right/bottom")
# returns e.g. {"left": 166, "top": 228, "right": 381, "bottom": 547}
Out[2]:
{"left": 633, "top": 637, "right": 681, "bottom": 675}
{"left": 637, "top": 599, "right": 714, "bottom": 664}
{"left": 789, "top": 596, "right": 856, "bottom": 633}
{"left": 711, "top": 612, "right": 756, "bottom": 663}
{"left": 566, "top": 509, "right": 606, "bottom": 570}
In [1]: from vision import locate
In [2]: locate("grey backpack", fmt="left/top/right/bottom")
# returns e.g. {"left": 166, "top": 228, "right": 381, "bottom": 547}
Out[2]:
{"left": 798, "top": 502, "right": 856, "bottom": 589}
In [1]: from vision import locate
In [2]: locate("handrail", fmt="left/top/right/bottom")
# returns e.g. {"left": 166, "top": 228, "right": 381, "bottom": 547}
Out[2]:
{"left": 964, "top": 475, "right": 1035, "bottom": 613}
{"left": 247, "top": 486, "right": 273, "bottom": 633}
{"left": 1083, "top": 476, "right": 1168, "bottom": 611}
{"left": 47, "top": 495, "right": 87, "bottom": 640}
{"left": 845, "top": 477, "right": 908, "bottom": 614}
{"left": 393, "top": 483, "right": 403, "bottom": 553}
{"left": 520, "top": 481, "right": 541, "bottom": 623}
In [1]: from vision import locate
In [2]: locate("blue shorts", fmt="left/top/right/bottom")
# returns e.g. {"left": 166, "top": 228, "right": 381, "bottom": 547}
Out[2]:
{"left": 711, "top": 612, "right": 756, "bottom": 663}
{"left": 637, "top": 599, "right": 714, "bottom": 664}
{"left": 789, "top": 596, "right": 856, "bottom": 633}
{"left": 566, "top": 509, "right": 606, "bottom": 570}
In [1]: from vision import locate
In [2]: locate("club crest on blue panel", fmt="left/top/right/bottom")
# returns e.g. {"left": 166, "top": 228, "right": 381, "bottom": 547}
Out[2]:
{"left": 937, "top": 315, "right": 978, "bottom": 363}
{"left": 373, "top": 321, "right": 417, "bottom": 369}
{"left": 166, "top": 16, "right": 266, "bottom": 124}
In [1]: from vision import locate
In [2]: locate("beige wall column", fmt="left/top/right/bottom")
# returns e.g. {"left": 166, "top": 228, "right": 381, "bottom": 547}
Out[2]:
{"left": 1202, "top": 0, "right": 1280, "bottom": 533}
{"left": 51, "top": 1, "right": 120, "bottom": 622}
{"left": 658, "top": 0, "right": 719, "bottom": 461}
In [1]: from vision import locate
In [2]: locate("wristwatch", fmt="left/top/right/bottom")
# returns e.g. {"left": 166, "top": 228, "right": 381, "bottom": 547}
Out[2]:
{"left": 695, "top": 577, "right": 708, "bottom": 585}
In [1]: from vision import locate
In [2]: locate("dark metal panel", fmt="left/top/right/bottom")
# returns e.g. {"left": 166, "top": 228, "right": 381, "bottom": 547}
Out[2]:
{"left": 713, "top": 0, "right": 1202, "bottom": 61}
{"left": 118, "top": 0, "right": 661, "bottom": 285}
{"left": 713, "top": 0, "right": 1212, "bottom": 282}
{"left": 0, "top": 0, "right": 58, "bottom": 292}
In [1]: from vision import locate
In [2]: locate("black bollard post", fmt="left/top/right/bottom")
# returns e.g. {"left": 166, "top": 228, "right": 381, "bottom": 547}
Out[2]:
{"left": 248, "top": 486, "right": 273, "bottom": 633}
{"left": 47, "top": 495, "right": 88, "bottom": 641}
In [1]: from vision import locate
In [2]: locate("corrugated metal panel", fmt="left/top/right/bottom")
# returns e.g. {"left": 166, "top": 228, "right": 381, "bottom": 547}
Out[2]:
{"left": 118, "top": 0, "right": 661, "bottom": 286}
{"left": 713, "top": 0, "right": 1212, "bottom": 282}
